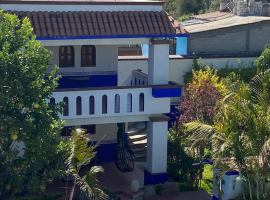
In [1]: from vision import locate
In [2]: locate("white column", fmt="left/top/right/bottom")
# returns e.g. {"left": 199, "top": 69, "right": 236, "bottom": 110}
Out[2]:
{"left": 148, "top": 40, "right": 170, "bottom": 85}
{"left": 146, "top": 119, "right": 168, "bottom": 174}
{"left": 74, "top": 45, "right": 81, "bottom": 68}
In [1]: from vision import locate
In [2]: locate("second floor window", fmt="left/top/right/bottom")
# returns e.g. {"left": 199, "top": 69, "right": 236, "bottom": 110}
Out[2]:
{"left": 59, "top": 46, "right": 74, "bottom": 68}
{"left": 81, "top": 45, "right": 96, "bottom": 67}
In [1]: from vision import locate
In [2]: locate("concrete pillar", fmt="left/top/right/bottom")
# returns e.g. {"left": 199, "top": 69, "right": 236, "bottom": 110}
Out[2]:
{"left": 148, "top": 40, "right": 170, "bottom": 85}
{"left": 74, "top": 45, "right": 81, "bottom": 68}
{"left": 144, "top": 115, "right": 169, "bottom": 185}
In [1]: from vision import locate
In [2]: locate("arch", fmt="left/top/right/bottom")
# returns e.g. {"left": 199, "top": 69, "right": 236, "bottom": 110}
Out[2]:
{"left": 139, "top": 93, "right": 144, "bottom": 112}
{"left": 102, "top": 95, "right": 108, "bottom": 114}
{"left": 76, "top": 96, "right": 82, "bottom": 115}
{"left": 115, "top": 94, "right": 120, "bottom": 113}
{"left": 63, "top": 97, "right": 69, "bottom": 116}
{"left": 127, "top": 93, "right": 132, "bottom": 113}
{"left": 89, "top": 96, "right": 95, "bottom": 115}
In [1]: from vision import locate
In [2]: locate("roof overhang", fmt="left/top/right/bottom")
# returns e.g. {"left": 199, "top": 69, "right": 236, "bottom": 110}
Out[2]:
{"left": 8, "top": 10, "right": 188, "bottom": 40}
{"left": 0, "top": 0, "right": 165, "bottom": 5}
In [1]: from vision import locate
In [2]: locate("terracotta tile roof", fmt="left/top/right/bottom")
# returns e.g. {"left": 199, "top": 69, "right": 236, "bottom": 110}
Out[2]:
{"left": 2, "top": 0, "right": 164, "bottom": 5}
{"left": 11, "top": 11, "right": 187, "bottom": 39}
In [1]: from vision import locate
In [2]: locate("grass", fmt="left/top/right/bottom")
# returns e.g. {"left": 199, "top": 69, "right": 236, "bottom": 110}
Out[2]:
{"left": 199, "top": 165, "right": 213, "bottom": 195}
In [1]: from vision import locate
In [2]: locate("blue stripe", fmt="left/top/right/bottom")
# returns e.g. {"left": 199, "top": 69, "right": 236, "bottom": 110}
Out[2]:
{"left": 36, "top": 34, "right": 189, "bottom": 40}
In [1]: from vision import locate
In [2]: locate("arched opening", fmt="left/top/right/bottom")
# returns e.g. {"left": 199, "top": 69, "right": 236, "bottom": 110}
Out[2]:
{"left": 102, "top": 95, "right": 108, "bottom": 114}
{"left": 127, "top": 93, "right": 132, "bottom": 113}
{"left": 115, "top": 94, "right": 120, "bottom": 113}
{"left": 139, "top": 93, "right": 144, "bottom": 112}
{"left": 63, "top": 97, "right": 69, "bottom": 116}
{"left": 89, "top": 96, "right": 95, "bottom": 115}
{"left": 76, "top": 96, "right": 82, "bottom": 115}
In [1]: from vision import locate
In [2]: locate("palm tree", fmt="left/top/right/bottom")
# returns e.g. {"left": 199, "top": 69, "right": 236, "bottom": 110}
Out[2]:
{"left": 184, "top": 70, "right": 270, "bottom": 200}
{"left": 66, "top": 129, "right": 107, "bottom": 200}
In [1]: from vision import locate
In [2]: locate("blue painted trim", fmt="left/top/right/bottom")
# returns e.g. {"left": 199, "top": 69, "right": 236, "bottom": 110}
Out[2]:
{"left": 36, "top": 34, "right": 189, "bottom": 41}
{"left": 57, "top": 74, "right": 117, "bottom": 89}
{"left": 96, "top": 143, "right": 117, "bottom": 163}
{"left": 144, "top": 170, "right": 169, "bottom": 185}
{"left": 152, "top": 87, "right": 182, "bottom": 98}
{"left": 225, "top": 170, "right": 239, "bottom": 176}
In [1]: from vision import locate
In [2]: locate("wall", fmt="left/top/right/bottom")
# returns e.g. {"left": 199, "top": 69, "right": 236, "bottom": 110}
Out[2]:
{"left": 119, "top": 56, "right": 256, "bottom": 85}
{"left": 89, "top": 123, "right": 117, "bottom": 143}
{"left": 188, "top": 21, "right": 270, "bottom": 56}
{"left": 46, "top": 45, "right": 118, "bottom": 74}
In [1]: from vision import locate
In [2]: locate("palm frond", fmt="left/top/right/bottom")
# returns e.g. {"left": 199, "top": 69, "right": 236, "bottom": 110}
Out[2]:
{"left": 250, "top": 69, "right": 270, "bottom": 104}
{"left": 184, "top": 121, "right": 215, "bottom": 147}
{"left": 260, "top": 138, "right": 270, "bottom": 168}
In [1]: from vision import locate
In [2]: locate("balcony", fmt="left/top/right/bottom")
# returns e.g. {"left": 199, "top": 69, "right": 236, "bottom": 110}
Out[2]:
{"left": 51, "top": 85, "right": 178, "bottom": 123}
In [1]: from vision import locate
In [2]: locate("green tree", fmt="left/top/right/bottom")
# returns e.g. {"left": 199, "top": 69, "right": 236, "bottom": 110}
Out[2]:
{"left": 185, "top": 70, "right": 270, "bottom": 200}
{"left": 0, "top": 11, "right": 64, "bottom": 198}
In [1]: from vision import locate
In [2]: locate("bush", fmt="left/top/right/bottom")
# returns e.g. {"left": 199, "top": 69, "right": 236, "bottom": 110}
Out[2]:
{"left": 184, "top": 58, "right": 257, "bottom": 84}
{"left": 167, "top": 128, "right": 201, "bottom": 189}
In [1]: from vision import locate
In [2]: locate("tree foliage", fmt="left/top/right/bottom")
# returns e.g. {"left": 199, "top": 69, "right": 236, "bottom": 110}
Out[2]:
{"left": 184, "top": 56, "right": 270, "bottom": 199}
{"left": 164, "top": 0, "right": 220, "bottom": 19}
{"left": 66, "top": 129, "right": 107, "bottom": 200}
{"left": 0, "top": 11, "right": 65, "bottom": 198}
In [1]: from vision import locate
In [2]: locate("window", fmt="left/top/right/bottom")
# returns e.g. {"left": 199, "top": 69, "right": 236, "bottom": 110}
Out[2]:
{"left": 63, "top": 97, "right": 69, "bottom": 116}
{"left": 115, "top": 94, "right": 120, "bottom": 113}
{"left": 127, "top": 94, "right": 132, "bottom": 113}
{"left": 102, "top": 95, "right": 107, "bottom": 114}
{"left": 139, "top": 93, "right": 144, "bottom": 112}
{"left": 89, "top": 96, "right": 95, "bottom": 115}
{"left": 76, "top": 96, "right": 82, "bottom": 115}
{"left": 81, "top": 125, "right": 96, "bottom": 135}
{"left": 59, "top": 46, "right": 74, "bottom": 68}
{"left": 81, "top": 45, "right": 96, "bottom": 67}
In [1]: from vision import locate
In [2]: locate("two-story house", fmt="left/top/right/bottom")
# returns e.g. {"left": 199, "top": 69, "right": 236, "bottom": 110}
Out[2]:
{"left": 1, "top": 0, "right": 187, "bottom": 185}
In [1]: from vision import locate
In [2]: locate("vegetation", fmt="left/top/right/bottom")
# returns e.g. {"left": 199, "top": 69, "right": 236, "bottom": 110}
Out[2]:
{"left": 164, "top": 0, "right": 220, "bottom": 20}
{"left": 0, "top": 11, "right": 66, "bottom": 199}
{"left": 0, "top": 11, "right": 105, "bottom": 200}
{"left": 66, "top": 129, "right": 107, "bottom": 200}
{"left": 168, "top": 68, "right": 224, "bottom": 190}
{"left": 183, "top": 47, "right": 270, "bottom": 199}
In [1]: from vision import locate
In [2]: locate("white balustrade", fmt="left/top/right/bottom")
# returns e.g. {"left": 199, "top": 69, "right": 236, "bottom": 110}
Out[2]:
{"left": 51, "top": 86, "right": 170, "bottom": 120}
{"left": 131, "top": 69, "right": 148, "bottom": 86}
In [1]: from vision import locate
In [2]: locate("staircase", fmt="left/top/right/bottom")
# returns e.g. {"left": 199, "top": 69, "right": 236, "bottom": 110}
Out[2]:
{"left": 127, "top": 122, "right": 147, "bottom": 162}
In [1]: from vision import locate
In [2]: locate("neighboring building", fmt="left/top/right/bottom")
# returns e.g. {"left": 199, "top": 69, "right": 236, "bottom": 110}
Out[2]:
{"left": 0, "top": 0, "right": 186, "bottom": 186}
{"left": 183, "top": 3, "right": 270, "bottom": 57}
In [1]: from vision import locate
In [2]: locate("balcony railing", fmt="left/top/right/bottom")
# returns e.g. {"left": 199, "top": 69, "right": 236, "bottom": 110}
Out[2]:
{"left": 51, "top": 85, "right": 171, "bottom": 120}
{"left": 131, "top": 69, "right": 148, "bottom": 86}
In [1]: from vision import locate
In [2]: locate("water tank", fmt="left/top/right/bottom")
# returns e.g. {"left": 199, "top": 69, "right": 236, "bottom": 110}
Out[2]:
{"left": 221, "top": 170, "right": 242, "bottom": 200}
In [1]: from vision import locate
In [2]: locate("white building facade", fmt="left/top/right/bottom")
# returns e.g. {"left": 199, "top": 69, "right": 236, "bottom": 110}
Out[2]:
{"left": 1, "top": 0, "right": 187, "bottom": 185}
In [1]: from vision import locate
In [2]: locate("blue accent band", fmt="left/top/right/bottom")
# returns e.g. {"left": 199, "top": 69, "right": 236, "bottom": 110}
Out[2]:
{"left": 57, "top": 74, "right": 117, "bottom": 89}
{"left": 144, "top": 170, "right": 168, "bottom": 185}
{"left": 152, "top": 87, "right": 182, "bottom": 98}
{"left": 37, "top": 34, "right": 189, "bottom": 41}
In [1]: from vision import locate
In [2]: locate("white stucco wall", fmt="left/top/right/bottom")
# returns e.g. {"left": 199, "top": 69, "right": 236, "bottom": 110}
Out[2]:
{"left": 118, "top": 56, "right": 257, "bottom": 85}
{"left": 89, "top": 123, "right": 118, "bottom": 143}
{"left": 47, "top": 45, "right": 118, "bottom": 74}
